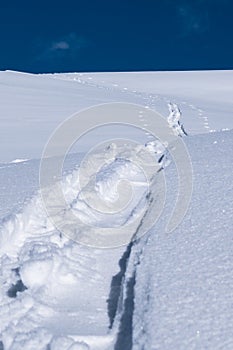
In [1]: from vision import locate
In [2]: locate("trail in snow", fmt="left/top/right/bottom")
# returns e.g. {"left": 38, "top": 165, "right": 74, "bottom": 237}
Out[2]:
{"left": 60, "top": 72, "right": 191, "bottom": 140}
{"left": 0, "top": 117, "right": 173, "bottom": 349}
{"left": 0, "top": 71, "right": 189, "bottom": 348}
{"left": 66, "top": 72, "right": 232, "bottom": 136}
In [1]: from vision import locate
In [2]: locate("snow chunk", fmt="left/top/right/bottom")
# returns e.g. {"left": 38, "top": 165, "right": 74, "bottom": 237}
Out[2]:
{"left": 20, "top": 259, "right": 53, "bottom": 289}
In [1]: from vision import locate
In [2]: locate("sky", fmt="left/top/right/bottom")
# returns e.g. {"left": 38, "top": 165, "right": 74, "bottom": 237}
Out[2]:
{"left": 0, "top": 0, "right": 232, "bottom": 73}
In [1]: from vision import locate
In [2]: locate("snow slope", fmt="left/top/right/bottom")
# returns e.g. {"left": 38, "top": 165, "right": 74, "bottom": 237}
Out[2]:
{"left": 53, "top": 70, "right": 233, "bottom": 134}
{"left": 117, "top": 129, "right": 233, "bottom": 350}
{"left": 0, "top": 70, "right": 233, "bottom": 349}
{"left": 1, "top": 70, "right": 232, "bottom": 162}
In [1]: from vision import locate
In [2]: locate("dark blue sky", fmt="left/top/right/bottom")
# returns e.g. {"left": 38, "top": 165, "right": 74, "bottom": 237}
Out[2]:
{"left": 0, "top": 0, "right": 232, "bottom": 73}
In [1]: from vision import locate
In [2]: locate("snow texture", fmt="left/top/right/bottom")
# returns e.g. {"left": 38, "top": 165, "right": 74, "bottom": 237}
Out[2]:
{"left": 0, "top": 70, "right": 233, "bottom": 349}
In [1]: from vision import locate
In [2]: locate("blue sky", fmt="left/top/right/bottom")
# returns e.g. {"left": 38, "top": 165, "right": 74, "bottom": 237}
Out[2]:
{"left": 0, "top": 0, "right": 232, "bottom": 73}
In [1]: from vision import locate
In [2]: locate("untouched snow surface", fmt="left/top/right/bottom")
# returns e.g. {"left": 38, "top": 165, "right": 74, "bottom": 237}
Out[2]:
{"left": 0, "top": 70, "right": 233, "bottom": 350}
{"left": 124, "top": 130, "right": 233, "bottom": 350}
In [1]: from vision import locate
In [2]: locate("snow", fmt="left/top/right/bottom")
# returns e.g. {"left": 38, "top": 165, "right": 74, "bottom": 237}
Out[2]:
{"left": 0, "top": 70, "right": 233, "bottom": 349}
{"left": 127, "top": 129, "right": 233, "bottom": 350}
{"left": 1, "top": 70, "right": 233, "bottom": 163}
{"left": 20, "top": 259, "right": 54, "bottom": 289}
{"left": 53, "top": 70, "right": 233, "bottom": 134}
